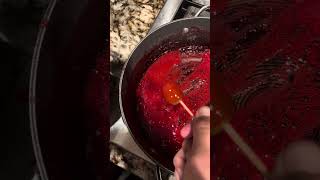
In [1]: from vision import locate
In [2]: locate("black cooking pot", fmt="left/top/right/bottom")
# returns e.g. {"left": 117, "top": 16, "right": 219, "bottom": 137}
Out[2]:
{"left": 119, "top": 17, "right": 210, "bottom": 172}
{"left": 29, "top": 0, "right": 108, "bottom": 180}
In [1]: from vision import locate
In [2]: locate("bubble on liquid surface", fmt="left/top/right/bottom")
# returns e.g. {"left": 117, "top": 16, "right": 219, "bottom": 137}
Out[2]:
{"left": 183, "top": 27, "right": 189, "bottom": 34}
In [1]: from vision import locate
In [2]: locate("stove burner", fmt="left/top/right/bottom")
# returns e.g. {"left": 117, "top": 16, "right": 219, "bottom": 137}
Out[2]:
{"left": 149, "top": 0, "right": 210, "bottom": 33}
{"left": 175, "top": 0, "right": 210, "bottom": 19}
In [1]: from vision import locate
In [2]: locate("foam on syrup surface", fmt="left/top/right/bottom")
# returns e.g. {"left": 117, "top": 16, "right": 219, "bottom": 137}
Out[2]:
{"left": 136, "top": 47, "right": 210, "bottom": 157}
{"left": 213, "top": 1, "right": 320, "bottom": 179}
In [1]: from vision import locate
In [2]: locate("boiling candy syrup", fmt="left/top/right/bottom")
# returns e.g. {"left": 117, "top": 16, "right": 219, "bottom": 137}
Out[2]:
{"left": 213, "top": 0, "right": 320, "bottom": 179}
{"left": 136, "top": 47, "right": 210, "bottom": 157}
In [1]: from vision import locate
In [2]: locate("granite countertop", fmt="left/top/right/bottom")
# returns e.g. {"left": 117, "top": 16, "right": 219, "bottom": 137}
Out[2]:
{"left": 110, "top": 0, "right": 170, "bottom": 179}
{"left": 110, "top": 142, "right": 156, "bottom": 180}
{"left": 110, "top": 0, "right": 165, "bottom": 64}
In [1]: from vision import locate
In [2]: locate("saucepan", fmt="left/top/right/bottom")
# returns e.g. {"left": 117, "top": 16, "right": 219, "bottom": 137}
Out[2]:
{"left": 119, "top": 16, "right": 210, "bottom": 175}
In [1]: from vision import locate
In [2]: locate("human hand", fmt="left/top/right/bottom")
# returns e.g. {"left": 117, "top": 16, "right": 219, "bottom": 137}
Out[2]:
{"left": 270, "top": 141, "right": 320, "bottom": 180}
{"left": 173, "top": 106, "right": 210, "bottom": 180}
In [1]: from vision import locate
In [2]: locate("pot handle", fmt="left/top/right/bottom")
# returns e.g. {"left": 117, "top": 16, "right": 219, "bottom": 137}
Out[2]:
{"left": 195, "top": 5, "right": 210, "bottom": 17}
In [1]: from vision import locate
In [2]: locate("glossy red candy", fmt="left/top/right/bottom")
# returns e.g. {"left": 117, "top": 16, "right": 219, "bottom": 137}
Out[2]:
{"left": 162, "top": 82, "right": 183, "bottom": 105}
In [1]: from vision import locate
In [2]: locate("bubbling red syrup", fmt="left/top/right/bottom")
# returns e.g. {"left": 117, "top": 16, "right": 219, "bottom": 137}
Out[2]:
{"left": 213, "top": 0, "right": 320, "bottom": 179}
{"left": 136, "top": 47, "right": 210, "bottom": 156}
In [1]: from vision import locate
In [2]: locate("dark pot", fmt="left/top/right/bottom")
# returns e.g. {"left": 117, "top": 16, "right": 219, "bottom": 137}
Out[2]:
{"left": 119, "top": 17, "right": 210, "bottom": 172}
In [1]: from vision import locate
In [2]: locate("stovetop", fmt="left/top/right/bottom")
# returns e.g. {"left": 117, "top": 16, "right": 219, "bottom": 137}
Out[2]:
{"left": 0, "top": 1, "right": 48, "bottom": 180}
{"left": 148, "top": 0, "right": 209, "bottom": 34}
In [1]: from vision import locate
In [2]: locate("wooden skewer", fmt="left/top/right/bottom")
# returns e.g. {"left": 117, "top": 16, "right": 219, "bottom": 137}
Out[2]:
{"left": 211, "top": 69, "right": 268, "bottom": 175}
{"left": 222, "top": 122, "right": 268, "bottom": 175}
{"left": 178, "top": 100, "right": 194, "bottom": 117}
{"left": 180, "top": 100, "right": 268, "bottom": 175}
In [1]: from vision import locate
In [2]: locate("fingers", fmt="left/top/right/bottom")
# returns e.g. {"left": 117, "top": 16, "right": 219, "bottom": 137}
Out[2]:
{"left": 180, "top": 106, "right": 211, "bottom": 139}
{"left": 273, "top": 141, "right": 320, "bottom": 176}
{"left": 173, "top": 149, "right": 185, "bottom": 168}
{"left": 180, "top": 123, "right": 191, "bottom": 139}
{"left": 191, "top": 106, "right": 210, "bottom": 154}
{"left": 174, "top": 171, "right": 181, "bottom": 180}
{"left": 183, "top": 138, "right": 193, "bottom": 160}
{"left": 195, "top": 106, "right": 210, "bottom": 117}
{"left": 174, "top": 138, "right": 193, "bottom": 180}
{"left": 174, "top": 149, "right": 185, "bottom": 180}
{"left": 175, "top": 106, "right": 210, "bottom": 179}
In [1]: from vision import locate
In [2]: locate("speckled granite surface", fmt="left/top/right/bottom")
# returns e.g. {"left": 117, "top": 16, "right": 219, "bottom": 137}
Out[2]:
{"left": 110, "top": 0, "right": 165, "bottom": 63}
{"left": 109, "top": 1, "right": 167, "bottom": 178}
{"left": 110, "top": 143, "right": 157, "bottom": 180}
{"left": 110, "top": 142, "right": 175, "bottom": 180}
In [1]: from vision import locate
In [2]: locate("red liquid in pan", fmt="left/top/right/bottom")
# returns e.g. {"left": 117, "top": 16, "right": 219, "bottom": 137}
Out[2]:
{"left": 214, "top": 1, "right": 320, "bottom": 179}
{"left": 136, "top": 47, "right": 210, "bottom": 156}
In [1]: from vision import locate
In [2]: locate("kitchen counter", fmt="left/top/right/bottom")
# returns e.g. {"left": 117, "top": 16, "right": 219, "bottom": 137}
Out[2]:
{"left": 110, "top": 0, "right": 165, "bottom": 64}
{"left": 110, "top": 142, "right": 156, "bottom": 180}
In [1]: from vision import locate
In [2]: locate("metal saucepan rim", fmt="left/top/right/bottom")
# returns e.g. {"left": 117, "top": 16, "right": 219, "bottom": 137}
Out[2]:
{"left": 119, "top": 17, "right": 210, "bottom": 173}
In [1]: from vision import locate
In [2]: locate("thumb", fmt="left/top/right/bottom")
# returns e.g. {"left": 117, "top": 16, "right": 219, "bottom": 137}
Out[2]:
{"left": 191, "top": 106, "right": 210, "bottom": 154}
{"left": 271, "top": 141, "right": 320, "bottom": 180}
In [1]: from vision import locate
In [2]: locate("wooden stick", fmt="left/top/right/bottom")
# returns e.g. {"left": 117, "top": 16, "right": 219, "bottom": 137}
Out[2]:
{"left": 222, "top": 122, "right": 268, "bottom": 175}
{"left": 179, "top": 100, "right": 194, "bottom": 117}
{"left": 178, "top": 100, "right": 267, "bottom": 175}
